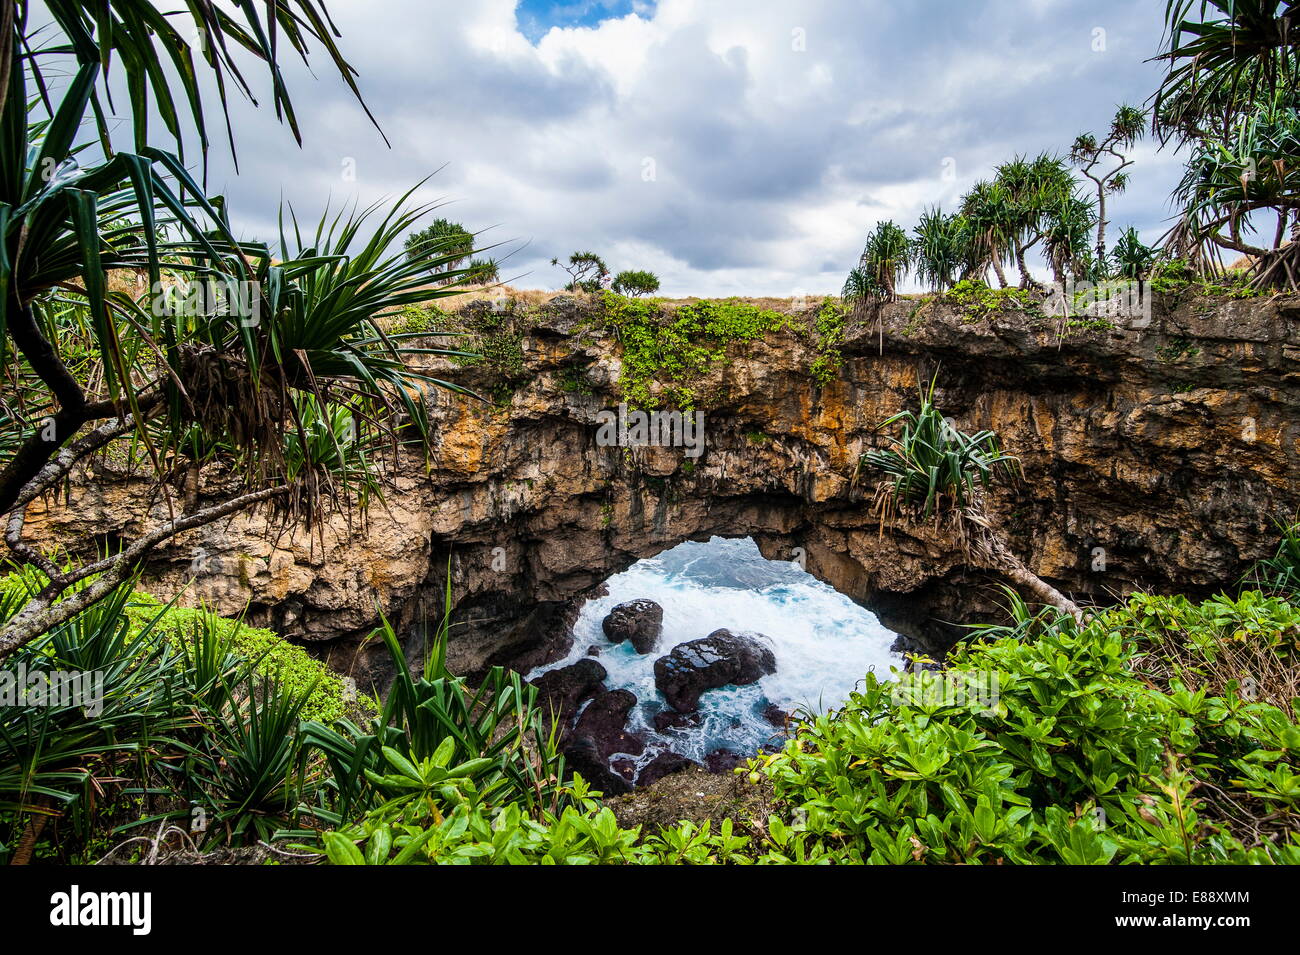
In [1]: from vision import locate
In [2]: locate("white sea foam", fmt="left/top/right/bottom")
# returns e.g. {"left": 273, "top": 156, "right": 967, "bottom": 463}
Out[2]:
{"left": 530, "top": 536, "right": 902, "bottom": 765}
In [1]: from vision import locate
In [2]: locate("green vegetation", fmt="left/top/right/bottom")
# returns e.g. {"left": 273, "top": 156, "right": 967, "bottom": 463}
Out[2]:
{"left": 1246, "top": 520, "right": 1300, "bottom": 598}
{"left": 809, "top": 299, "right": 848, "bottom": 385}
{"left": 404, "top": 219, "right": 475, "bottom": 276}
{"left": 944, "top": 279, "right": 1037, "bottom": 319}
{"left": 612, "top": 269, "right": 662, "bottom": 297}
{"left": 0, "top": 1, "right": 483, "bottom": 659}
{"left": 603, "top": 293, "right": 788, "bottom": 408}
{"left": 0, "top": 571, "right": 353, "bottom": 862}
{"left": 844, "top": 220, "right": 911, "bottom": 303}
{"left": 553, "top": 251, "right": 611, "bottom": 293}
{"left": 861, "top": 377, "right": 1018, "bottom": 522}
{"left": 315, "top": 585, "right": 1300, "bottom": 864}
{"left": 1070, "top": 106, "right": 1146, "bottom": 263}
{"left": 466, "top": 257, "right": 501, "bottom": 285}
{"left": 911, "top": 207, "right": 972, "bottom": 292}
{"left": 123, "top": 592, "right": 351, "bottom": 723}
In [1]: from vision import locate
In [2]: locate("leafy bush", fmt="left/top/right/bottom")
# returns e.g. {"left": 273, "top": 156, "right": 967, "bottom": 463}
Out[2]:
{"left": 123, "top": 593, "right": 349, "bottom": 723}
{"left": 604, "top": 294, "right": 787, "bottom": 408}
{"left": 312, "top": 591, "right": 1300, "bottom": 865}
{"left": 758, "top": 598, "right": 1300, "bottom": 864}
{"left": 612, "top": 270, "right": 661, "bottom": 297}
{"left": 293, "top": 614, "right": 566, "bottom": 835}
{"left": 0, "top": 571, "right": 345, "bottom": 860}
{"left": 944, "top": 278, "right": 1036, "bottom": 318}
{"left": 1113, "top": 226, "right": 1158, "bottom": 279}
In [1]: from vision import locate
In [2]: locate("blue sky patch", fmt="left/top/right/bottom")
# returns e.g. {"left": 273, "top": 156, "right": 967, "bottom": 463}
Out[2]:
{"left": 516, "top": 1, "right": 654, "bottom": 43}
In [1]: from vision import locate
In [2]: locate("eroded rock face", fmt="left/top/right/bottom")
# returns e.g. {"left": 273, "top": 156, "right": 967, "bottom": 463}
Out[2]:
{"left": 23, "top": 293, "right": 1300, "bottom": 688}
{"left": 602, "top": 598, "right": 663, "bottom": 654}
{"left": 653, "top": 629, "right": 778, "bottom": 713}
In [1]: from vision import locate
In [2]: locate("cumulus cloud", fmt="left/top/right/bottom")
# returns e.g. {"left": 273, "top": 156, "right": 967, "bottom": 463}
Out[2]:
{"left": 181, "top": 0, "right": 1185, "bottom": 295}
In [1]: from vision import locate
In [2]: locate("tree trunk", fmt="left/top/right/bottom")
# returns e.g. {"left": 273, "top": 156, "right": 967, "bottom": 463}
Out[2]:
{"left": 1016, "top": 245, "right": 1029, "bottom": 288}
{"left": 1095, "top": 191, "right": 1108, "bottom": 264}
{"left": 991, "top": 253, "right": 1009, "bottom": 289}
{"left": 985, "top": 537, "right": 1083, "bottom": 621}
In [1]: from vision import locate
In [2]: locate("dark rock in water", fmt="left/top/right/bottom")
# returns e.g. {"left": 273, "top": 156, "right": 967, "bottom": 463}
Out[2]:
{"left": 586, "top": 646, "right": 601, "bottom": 657}
{"left": 602, "top": 599, "right": 664, "bottom": 654}
{"left": 530, "top": 658, "right": 606, "bottom": 728}
{"left": 653, "top": 709, "right": 702, "bottom": 733}
{"left": 570, "top": 689, "right": 645, "bottom": 759}
{"left": 563, "top": 689, "right": 648, "bottom": 796}
{"left": 637, "top": 750, "right": 701, "bottom": 787}
{"left": 705, "top": 749, "right": 745, "bottom": 774}
{"left": 564, "top": 737, "right": 632, "bottom": 795}
{"left": 610, "top": 757, "right": 639, "bottom": 784}
{"left": 653, "top": 629, "right": 777, "bottom": 712}
{"left": 762, "top": 703, "right": 789, "bottom": 727}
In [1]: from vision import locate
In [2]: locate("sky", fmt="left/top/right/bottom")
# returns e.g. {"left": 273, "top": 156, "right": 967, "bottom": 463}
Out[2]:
{"left": 127, "top": 0, "right": 1189, "bottom": 296}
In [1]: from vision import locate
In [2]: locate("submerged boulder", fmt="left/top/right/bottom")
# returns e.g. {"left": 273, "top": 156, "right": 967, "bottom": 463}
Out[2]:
{"left": 530, "top": 658, "right": 607, "bottom": 728}
{"left": 602, "top": 599, "right": 664, "bottom": 654}
{"left": 653, "top": 629, "right": 777, "bottom": 712}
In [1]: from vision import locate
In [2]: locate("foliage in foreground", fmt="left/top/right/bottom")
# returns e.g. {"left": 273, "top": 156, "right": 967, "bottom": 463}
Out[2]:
{"left": 0, "top": 572, "right": 353, "bottom": 862}
{"left": 317, "top": 590, "right": 1300, "bottom": 864}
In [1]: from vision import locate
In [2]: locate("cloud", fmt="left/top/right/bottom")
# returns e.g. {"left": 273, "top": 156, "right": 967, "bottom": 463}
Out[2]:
{"left": 177, "top": 0, "right": 1184, "bottom": 296}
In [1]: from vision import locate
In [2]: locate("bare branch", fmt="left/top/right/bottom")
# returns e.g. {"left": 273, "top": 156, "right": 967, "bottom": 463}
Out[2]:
{"left": 0, "top": 485, "right": 287, "bottom": 659}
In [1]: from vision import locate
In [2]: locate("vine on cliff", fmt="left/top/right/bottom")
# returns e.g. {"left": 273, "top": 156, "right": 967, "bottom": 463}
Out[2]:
{"left": 603, "top": 293, "right": 788, "bottom": 409}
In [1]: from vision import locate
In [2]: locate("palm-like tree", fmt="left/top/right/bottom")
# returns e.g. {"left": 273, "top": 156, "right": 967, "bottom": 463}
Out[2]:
{"left": 0, "top": 3, "right": 483, "bottom": 656}
{"left": 960, "top": 181, "right": 1017, "bottom": 287}
{"left": 846, "top": 220, "right": 911, "bottom": 303}
{"left": 1154, "top": 1, "right": 1300, "bottom": 144}
{"left": 1041, "top": 194, "right": 1099, "bottom": 285}
{"left": 1070, "top": 106, "right": 1146, "bottom": 263}
{"left": 1168, "top": 98, "right": 1300, "bottom": 286}
{"left": 862, "top": 377, "right": 1082, "bottom": 619}
{"left": 994, "top": 154, "right": 1077, "bottom": 288}
{"left": 911, "top": 207, "right": 971, "bottom": 292}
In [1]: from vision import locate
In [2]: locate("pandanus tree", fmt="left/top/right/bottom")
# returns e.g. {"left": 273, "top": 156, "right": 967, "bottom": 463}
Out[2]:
{"left": 845, "top": 220, "right": 911, "bottom": 303}
{"left": 1070, "top": 106, "right": 1146, "bottom": 264}
{"left": 0, "top": 2, "right": 481, "bottom": 657}
{"left": 1154, "top": 3, "right": 1300, "bottom": 288}
{"left": 1166, "top": 98, "right": 1300, "bottom": 286}
{"left": 1154, "top": 1, "right": 1300, "bottom": 144}
{"left": 862, "top": 377, "right": 1082, "bottom": 620}
{"left": 1041, "top": 194, "right": 1099, "bottom": 284}
{"left": 910, "top": 207, "right": 971, "bottom": 292}
{"left": 960, "top": 180, "right": 1017, "bottom": 287}
{"left": 993, "top": 154, "right": 1078, "bottom": 288}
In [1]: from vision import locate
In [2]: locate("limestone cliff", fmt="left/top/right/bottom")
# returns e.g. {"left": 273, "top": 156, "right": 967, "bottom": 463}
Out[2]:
{"left": 24, "top": 291, "right": 1300, "bottom": 687}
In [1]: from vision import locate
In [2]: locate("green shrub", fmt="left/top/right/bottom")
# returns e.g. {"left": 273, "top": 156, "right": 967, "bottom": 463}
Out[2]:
{"left": 945, "top": 278, "right": 1036, "bottom": 318}
{"left": 611, "top": 269, "right": 661, "bottom": 297}
{"left": 314, "top": 590, "right": 1300, "bottom": 865}
{"left": 1248, "top": 522, "right": 1300, "bottom": 598}
{"left": 124, "top": 592, "right": 349, "bottom": 723}
{"left": 604, "top": 293, "right": 787, "bottom": 408}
